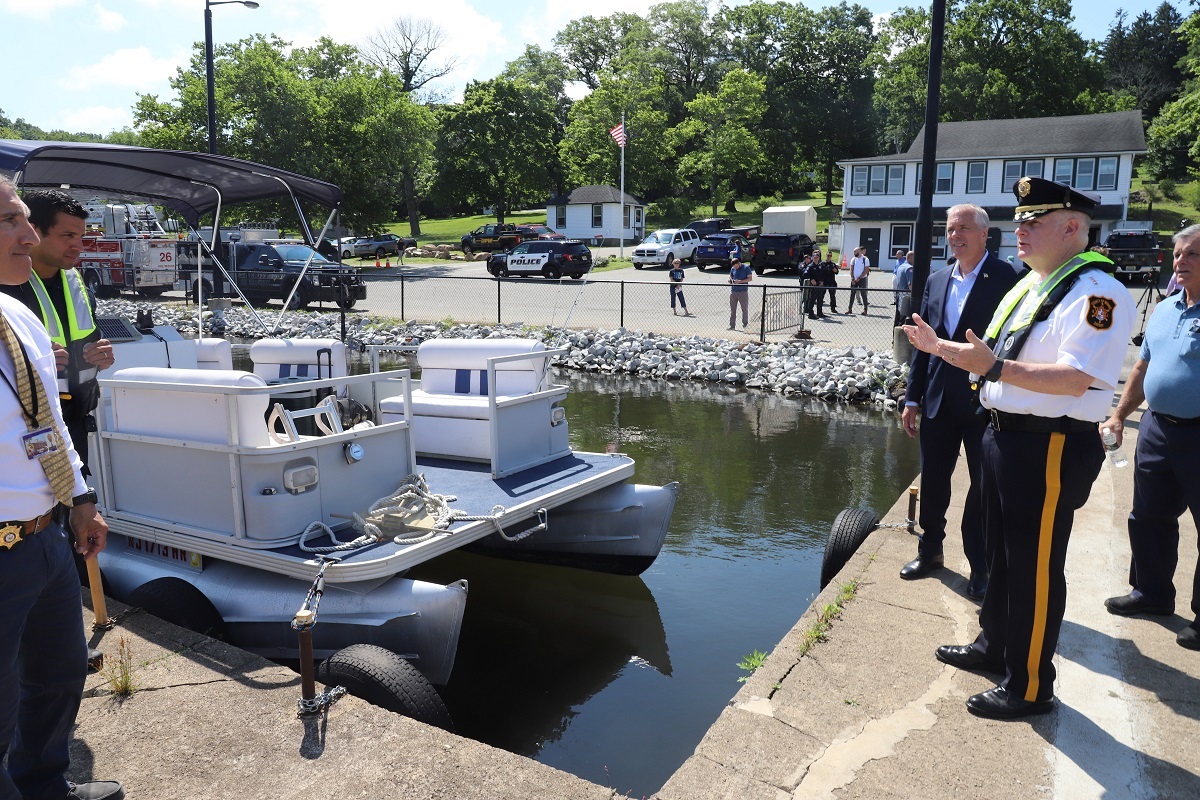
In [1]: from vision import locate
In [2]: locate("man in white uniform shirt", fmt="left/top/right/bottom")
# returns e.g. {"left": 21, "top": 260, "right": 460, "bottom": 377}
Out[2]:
{"left": 904, "top": 177, "right": 1134, "bottom": 719}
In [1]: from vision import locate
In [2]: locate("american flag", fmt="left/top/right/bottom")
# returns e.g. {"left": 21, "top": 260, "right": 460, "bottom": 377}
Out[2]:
{"left": 609, "top": 122, "right": 626, "bottom": 147}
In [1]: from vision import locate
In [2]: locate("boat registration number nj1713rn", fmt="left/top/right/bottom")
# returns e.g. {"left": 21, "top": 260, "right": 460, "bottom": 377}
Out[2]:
{"left": 124, "top": 535, "right": 203, "bottom": 572}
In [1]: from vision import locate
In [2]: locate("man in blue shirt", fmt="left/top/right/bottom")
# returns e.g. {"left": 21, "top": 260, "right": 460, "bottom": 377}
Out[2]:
{"left": 1102, "top": 223, "right": 1200, "bottom": 650}
{"left": 728, "top": 257, "right": 753, "bottom": 330}
{"left": 893, "top": 250, "right": 914, "bottom": 326}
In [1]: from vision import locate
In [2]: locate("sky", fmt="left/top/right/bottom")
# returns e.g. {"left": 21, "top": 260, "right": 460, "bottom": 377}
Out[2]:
{"left": 2, "top": 0, "right": 1163, "bottom": 136}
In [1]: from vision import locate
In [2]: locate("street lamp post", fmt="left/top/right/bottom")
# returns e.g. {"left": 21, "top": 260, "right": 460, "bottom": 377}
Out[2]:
{"left": 205, "top": 0, "right": 259, "bottom": 154}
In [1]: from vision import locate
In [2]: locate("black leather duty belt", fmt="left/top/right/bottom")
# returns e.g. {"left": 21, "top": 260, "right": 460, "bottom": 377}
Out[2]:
{"left": 0, "top": 510, "right": 55, "bottom": 551}
{"left": 989, "top": 410, "right": 1098, "bottom": 434}
{"left": 1154, "top": 411, "right": 1200, "bottom": 426}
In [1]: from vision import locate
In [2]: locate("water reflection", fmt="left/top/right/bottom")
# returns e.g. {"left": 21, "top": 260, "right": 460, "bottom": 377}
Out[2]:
{"left": 409, "top": 371, "right": 921, "bottom": 797}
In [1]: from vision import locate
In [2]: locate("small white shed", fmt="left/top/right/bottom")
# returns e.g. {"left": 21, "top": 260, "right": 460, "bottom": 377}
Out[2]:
{"left": 545, "top": 185, "right": 645, "bottom": 246}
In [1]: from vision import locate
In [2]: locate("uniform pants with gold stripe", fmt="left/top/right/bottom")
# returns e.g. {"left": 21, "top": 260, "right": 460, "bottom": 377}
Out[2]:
{"left": 974, "top": 424, "right": 1103, "bottom": 703}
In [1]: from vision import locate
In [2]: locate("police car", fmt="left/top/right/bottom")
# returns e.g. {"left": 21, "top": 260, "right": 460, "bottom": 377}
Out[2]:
{"left": 487, "top": 240, "right": 593, "bottom": 279}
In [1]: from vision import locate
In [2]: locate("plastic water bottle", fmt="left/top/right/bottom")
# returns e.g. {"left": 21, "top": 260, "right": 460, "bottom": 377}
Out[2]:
{"left": 1100, "top": 427, "right": 1128, "bottom": 468}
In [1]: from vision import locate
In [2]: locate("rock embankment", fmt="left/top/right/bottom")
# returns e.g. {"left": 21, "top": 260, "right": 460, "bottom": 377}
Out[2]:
{"left": 98, "top": 301, "right": 906, "bottom": 406}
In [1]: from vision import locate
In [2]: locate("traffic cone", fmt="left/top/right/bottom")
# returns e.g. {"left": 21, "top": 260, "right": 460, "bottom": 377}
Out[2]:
{"left": 840, "top": 255, "right": 847, "bottom": 269}
{"left": 385, "top": 257, "right": 391, "bottom": 268}
{"left": 375, "top": 257, "right": 381, "bottom": 268}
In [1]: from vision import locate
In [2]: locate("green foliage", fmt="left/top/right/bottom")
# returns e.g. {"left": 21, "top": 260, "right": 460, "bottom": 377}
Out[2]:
{"left": 668, "top": 69, "right": 767, "bottom": 217}
{"left": 873, "top": 0, "right": 1105, "bottom": 152}
{"left": 433, "top": 78, "right": 558, "bottom": 222}
{"left": 752, "top": 192, "right": 784, "bottom": 214}
{"left": 1182, "top": 181, "right": 1200, "bottom": 213}
{"left": 1146, "top": 13, "right": 1200, "bottom": 181}
{"left": 134, "top": 34, "right": 434, "bottom": 233}
{"left": 646, "top": 196, "right": 697, "bottom": 227}
{"left": 735, "top": 649, "right": 768, "bottom": 682}
{"left": 1160, "top": 178, "right": 1180, "bottom": 200}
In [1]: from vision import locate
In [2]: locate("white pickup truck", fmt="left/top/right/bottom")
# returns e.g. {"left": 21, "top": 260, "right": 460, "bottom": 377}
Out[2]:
{"left": 632, "top": 228, "right": 700, "bottom": 269}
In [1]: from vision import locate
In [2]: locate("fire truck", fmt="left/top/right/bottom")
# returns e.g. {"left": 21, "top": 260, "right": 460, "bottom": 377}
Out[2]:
{"left": 77, "top": 202, "right": 198, "bottom": 299}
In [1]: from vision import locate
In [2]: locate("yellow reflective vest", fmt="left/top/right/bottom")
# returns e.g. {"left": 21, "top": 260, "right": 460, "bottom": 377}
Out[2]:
{"left": 28, "top": 268, "right": 97, "bottom": 347}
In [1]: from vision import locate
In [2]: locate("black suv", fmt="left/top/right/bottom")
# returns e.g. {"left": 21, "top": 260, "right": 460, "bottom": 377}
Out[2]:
{"left": 487, "top": 240, "right": 593, "bottom": 279}
{"left": 227, "top": 243, "right": 366, "bottom": 309}
{"left": 749, "top": 233, "right": 815, "bottom": 274}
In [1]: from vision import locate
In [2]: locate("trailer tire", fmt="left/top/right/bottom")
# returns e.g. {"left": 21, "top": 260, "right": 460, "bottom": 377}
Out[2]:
{"left": 819, "top": 507, "right": 879, "bottom": 589}
{"left": 316, "top": 644, "right": 454, "bottom": 731}
{"left": 191, "top": 280, "right": 213, "bottom": 305}
{"left": 128, "top": 577, "right": 227, "bottom": 640}
{"left": 84, "top": 270, "right": 103, "bottom": 298}
{"left": 136, "top": 287, "right": 167, "bottom": 299}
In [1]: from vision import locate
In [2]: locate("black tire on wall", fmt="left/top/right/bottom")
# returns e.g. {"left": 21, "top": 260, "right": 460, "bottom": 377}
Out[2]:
{"left": 316, "top": 644, "right": 455, "bottom": 732}
{"left": 128, "top": 577, "right": 227, "bottom": 640}
{"left": 819, "top": 508, "right": 880, "bottom": 589}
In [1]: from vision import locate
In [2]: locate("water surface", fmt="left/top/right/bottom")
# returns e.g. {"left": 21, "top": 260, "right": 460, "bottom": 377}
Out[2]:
{"left": 409, "top": 371, "right": 921, "bottom": 797}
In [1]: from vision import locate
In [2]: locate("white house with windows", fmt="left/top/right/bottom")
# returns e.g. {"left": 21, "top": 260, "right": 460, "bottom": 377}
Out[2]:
{"left": 834, "top": 110, "right": 1146, "bottom": 270}
{"left": 545, "top": 185, "right": 645, "bottom": 246}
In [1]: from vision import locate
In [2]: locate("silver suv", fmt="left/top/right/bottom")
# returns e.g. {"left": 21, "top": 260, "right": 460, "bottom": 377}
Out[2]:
{"left": 632, "top": 228, "right": 699, "bottom": 269}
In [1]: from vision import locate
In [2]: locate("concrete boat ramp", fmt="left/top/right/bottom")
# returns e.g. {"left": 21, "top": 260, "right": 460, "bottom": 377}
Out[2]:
{"left": 71, "top": 407, "right": 1199, "bottom": 799}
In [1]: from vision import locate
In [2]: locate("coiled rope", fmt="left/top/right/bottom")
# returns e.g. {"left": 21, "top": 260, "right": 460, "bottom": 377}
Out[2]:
{"left": 297, "top": 473, "right": 547, "bottom": 554}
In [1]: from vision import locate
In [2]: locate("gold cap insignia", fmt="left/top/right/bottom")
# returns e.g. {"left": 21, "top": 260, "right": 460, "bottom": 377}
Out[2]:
{"left": 1017, "top": 177, "right": 1032, "bottom": 198}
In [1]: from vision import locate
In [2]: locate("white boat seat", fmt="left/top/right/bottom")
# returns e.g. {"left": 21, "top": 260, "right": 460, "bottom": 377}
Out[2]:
{"left": 195, "top": 338, "right": 233, "bottom": 370}
{"left": 379, "top": 339, "right": 563, "bottom": 464}
{"left": 109, "top": 367, "right": 270, "bottom": 447}
{"left": 250, "top": 338, "right": 348, "bottom": 382}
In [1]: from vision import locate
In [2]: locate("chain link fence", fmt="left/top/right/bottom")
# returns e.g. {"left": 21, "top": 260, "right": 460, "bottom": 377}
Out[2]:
{"left": 355, "top": 274, "right": 906, "bottom": 353}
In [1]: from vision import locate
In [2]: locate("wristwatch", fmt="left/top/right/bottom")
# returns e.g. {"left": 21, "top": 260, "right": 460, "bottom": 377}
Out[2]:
{"left": 72, "top": 488, "right": 98, "bottom": 506}
{"left": 984, "top": 357, "right": 1005, "bottom": 383}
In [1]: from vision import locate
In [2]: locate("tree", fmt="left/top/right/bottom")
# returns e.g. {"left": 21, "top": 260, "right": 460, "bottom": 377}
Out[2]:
{"left": 668, "top": 69, "right": 767, "bottom": 216}
{"left": 1101, "top": 3, "right": 1188, "bottom": 119}
{"left": 559, "top": 74, "right": 675, "bottom": 202}
{"left": 873, "top": 0, "right": 1107, "bottom": 152}
{"left": 501, "top": 45, "right": 573, "bottom": 196}
{"left": 359, "top": 16, "right": 459, "bottom": 236}
{"left": 433, "top": 78, "right": 557, "bottom": 222}
{"left": 1146, "top": 11, "right": 1200, "bottom": 179}
{"left": 134, "top": 35, "right": 434, "bottom": 232}
{"left": 553, "top": 13, "right": 650, "bottom": 90}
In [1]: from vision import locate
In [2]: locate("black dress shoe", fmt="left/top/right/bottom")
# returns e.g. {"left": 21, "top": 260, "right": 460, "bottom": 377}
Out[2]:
{"left": 967, "top": 575, "right": 988, "bottom": 600}
{"left": 935, "top": 644, "right": 1005, "bottom": 675}
{"left": 87, "top": 647, "right": 104, "bottom": 673}
{"left": 899, "top": 553, "right": 944, "bottom": 580}
{"left": 966, "top": 686, "right": 1055, "bottom": 719}
{"left": 1178, "top": 623, "right": 1200, "bottom": 651}
{"left": 1104, "top": 592, "right": 1174, "bottom": 617}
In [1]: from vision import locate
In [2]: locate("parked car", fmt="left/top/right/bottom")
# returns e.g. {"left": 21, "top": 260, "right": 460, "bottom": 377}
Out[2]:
{"left": 353, "top": 233, "right": 416, "bottom": 259}
{"left": 686, "top": 217, "right": 761, "bottom": 240}
{"left": 524, "top": 224, "right": 566, "bottom": 240}
{"left": 631, "top": 228, "right": 700, "bottom": 269}
{"left": 693, "top": 233, "right": 749, "bottom": 270}
{"left": 1101, "top": 230, "right": 1162, "bottom": 282}
{"left": 749, "top": 233, "right": 814, "bottom": 274}
{"left": 315, "top": 237, "right": 359, "bottom": 260}
{"left": 487, "top": 240, "right": 593, "bottom": 279}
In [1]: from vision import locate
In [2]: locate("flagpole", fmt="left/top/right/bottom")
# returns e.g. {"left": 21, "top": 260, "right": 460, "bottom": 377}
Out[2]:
{"left": 619, "top": 112, "right": 626, "bottom": 260}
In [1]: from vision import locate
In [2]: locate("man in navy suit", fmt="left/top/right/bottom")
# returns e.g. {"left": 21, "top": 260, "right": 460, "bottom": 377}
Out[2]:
{"left": 900, "top": 204, "right": 1023, "bottom": 598}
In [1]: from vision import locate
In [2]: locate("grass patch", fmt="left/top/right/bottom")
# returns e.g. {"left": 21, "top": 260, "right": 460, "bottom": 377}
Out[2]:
{"left": 101, "top": 635, "right": 139, "bottom": 698}
{"left": 382, "top": 210, "right": 549, "bottom": 246}
{"left": 797, "top": 578, "right": 860, "bottom": 658}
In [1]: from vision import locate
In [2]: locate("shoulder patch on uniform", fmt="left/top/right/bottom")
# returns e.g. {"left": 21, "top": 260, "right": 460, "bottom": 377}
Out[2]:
{"left": 1086, "top": 296, "right": 1116, "bottom": 330}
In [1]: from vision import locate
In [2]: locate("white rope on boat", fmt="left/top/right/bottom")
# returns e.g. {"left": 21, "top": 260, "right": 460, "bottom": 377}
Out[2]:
{"left": 296, "top": 474, "right": 548, "bottom": 553}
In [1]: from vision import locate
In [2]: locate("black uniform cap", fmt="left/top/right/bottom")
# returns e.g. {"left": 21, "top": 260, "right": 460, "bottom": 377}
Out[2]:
{"left": 1013, "top": 176, "right": 1100, "bottom": 222}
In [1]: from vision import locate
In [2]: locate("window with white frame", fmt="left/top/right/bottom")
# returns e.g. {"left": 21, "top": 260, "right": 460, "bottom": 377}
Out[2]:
{"left": 918, "top": 163, "right": 954, "bottom": 193}
{"left": 556, "top": 205, "right": 566, "bottom": 229}
{"left": 1097, "top": 157, "right": 1118, "bottom": 191}
{"left": 623, "top": 204, "right": 630, "bottom": 228}
{"left": 1003, "top": 159, "right": 1046, "bottom": 192}
{"left": 1075, "top": 158, "right": 1096, "bottom": 191}
{"left": 591, "top": 204, "right": 603, "bottom": 228}
{"left": 890, "top": 224, "right": 913, "bottom": 255}
{"left": 966, "top": 161, "right": 987, "bottom": 193}
{"left": 887, "top": 165, "right": 904, "bottom": 194}
{"left": 1054, "top": 159, "right": 1074, "bottom": 185}
{"left": 635, "top": 207, "right": 643, "bottom": 225}
{"left": 869, "top": 165, "right": 887, "bottom": 194}
{"left": 852, "top": 166, "right": 868, "bottom": 195}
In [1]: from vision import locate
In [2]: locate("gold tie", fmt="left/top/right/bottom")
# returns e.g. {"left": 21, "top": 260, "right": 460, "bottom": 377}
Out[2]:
{"left": 0, "top": 310, "right": 78, "bottom": 506}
